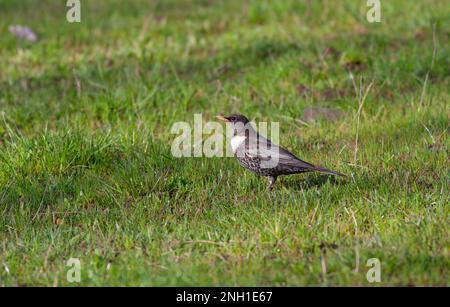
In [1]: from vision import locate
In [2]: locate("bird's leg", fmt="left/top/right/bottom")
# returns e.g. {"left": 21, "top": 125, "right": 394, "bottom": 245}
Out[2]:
{"left": 267, "top": 176, "right": 277, "bottom": 190}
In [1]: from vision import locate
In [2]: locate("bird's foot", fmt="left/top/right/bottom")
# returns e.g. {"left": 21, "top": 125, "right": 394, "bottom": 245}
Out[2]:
{"left": 267, "top": 176, "right": 277, "bottom": 191}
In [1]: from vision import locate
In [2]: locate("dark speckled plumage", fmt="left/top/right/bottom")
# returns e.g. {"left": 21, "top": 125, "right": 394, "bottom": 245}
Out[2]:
{"left": 217, "top": 114, "right": 345, "bottom": 189}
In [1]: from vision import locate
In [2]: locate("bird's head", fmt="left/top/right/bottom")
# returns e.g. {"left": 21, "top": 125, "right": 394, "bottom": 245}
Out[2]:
{"left": 216, "top": 114, "right": 249, "bottom": 124}
{"left": 216, "top": 114, "right": 251, "bottom": 136}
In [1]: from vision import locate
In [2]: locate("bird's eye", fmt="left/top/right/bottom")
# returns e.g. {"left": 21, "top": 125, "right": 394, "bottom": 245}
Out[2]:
{"left": 230, "top": 117, "right": 236, "bottom": 121}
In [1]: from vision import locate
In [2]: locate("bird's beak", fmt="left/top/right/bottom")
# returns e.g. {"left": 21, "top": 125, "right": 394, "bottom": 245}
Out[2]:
{"left": 216, "top": 115, "right": 229, "bottom": 122}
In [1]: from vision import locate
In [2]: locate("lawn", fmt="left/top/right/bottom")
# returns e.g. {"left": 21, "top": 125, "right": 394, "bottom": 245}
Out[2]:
{"left": 0, "top": 0, "right": 448, "bottom": 286}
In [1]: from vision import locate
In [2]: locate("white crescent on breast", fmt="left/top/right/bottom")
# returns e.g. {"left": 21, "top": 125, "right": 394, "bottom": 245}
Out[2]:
{"left": 230, "top": 135, "right": 246, "bottom": 153}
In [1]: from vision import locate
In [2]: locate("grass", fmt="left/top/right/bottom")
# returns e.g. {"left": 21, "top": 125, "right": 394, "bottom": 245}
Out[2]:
{"left": 0, "top": 0, "right": 448, "bottom": 286}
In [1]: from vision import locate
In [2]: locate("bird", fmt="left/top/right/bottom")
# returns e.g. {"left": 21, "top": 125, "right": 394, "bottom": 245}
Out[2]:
{"left": 216, "top": 114, "right": 345, "bottom": 190}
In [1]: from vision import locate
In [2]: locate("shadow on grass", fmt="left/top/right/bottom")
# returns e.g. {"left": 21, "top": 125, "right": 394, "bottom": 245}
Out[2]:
{"left": 281, "top": 173, "right": 346, "bottom": 190}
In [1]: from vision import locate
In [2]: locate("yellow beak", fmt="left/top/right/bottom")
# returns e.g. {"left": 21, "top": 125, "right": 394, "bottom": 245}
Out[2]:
{"left": 216, "top": 115, "right": 229, "bottom": 122}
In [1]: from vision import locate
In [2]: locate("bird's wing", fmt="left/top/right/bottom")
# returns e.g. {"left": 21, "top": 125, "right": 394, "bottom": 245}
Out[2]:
{"left": 245, "top": 135, "right": 316, "bottom": 170}
{"left": 246, "top": 135, "right": 345, "bottom": 176}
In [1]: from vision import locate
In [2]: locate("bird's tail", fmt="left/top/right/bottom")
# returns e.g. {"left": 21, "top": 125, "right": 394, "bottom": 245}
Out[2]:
{"left": 313, "top": 165, "right": 346, "bottom": 177}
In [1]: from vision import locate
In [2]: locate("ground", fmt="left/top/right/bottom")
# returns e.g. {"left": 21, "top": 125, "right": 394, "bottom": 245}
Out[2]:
{"left": 0, "top": 0, "right": 448, "bottom": 286}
